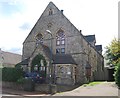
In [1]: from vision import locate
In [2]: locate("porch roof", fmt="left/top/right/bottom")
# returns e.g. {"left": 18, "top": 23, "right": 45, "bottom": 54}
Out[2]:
{"left": 18, "top": 58, "right": 29, "bottom": 65}
{"left": 52, "top": 54, "right": 77, "bottom": 65}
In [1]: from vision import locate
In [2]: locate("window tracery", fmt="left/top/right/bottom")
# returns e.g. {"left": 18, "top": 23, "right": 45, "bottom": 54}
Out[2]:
{"left": 35, "top": 33, "right": 43, "bottom": 45}
{"left": 56, "top": 30, "right": 65, "bottom": 46}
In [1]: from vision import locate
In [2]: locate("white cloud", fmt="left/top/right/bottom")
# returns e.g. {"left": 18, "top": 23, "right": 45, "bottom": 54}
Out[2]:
{"left": 0, "top": 0, "right": 118, "bottom": 54}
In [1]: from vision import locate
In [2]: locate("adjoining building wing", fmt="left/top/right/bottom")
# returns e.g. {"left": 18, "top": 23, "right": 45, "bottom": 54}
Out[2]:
{"left": 84, "top": 35, "right": 96, "bottom": 47}
{"left": 84, "top": 35, "right": 96, "bottom": 42}
{"left": 0, "top": 49, "right": 22, "bottom": 67}
{"left": 95, "top": 45, "right": 102, "bottom": 51}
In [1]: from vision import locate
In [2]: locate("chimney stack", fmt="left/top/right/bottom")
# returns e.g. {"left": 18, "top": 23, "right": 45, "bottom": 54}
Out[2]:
{"left": 61, "top": 10, "right": 64, "bottom": 13}
{"left": 80, "top": 30, "right": 82, "bottom": 33}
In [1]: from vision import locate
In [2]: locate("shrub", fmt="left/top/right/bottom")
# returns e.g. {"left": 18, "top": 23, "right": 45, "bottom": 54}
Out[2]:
{"left": 15, "top": 63, "right": 22, "bottom": 69}
{"left": 115, "top": 63, "right": 120, "bottom": 88}
{"left": 2, "top": 67, "right": 24, "bottom": 82}
{"left": 16, "top": 77, "right": 25, "bottom": 84}
{"left": 0, "top": 68, "right": 2, "bottom": 81}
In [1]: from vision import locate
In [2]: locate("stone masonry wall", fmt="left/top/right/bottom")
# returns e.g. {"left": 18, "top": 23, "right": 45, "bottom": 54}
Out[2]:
{"left": 22, "top": 2, "right": 104, "bottom": 84}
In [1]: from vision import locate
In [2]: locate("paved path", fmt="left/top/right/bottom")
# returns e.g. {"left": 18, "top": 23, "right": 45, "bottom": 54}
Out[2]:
{"left": 54, "top": 82, "right": 118, "bottom": 96}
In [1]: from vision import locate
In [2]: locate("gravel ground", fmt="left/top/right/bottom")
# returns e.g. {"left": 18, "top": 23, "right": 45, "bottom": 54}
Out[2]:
{"left": 54, "top": 82, "right": 118, "bottom": 96}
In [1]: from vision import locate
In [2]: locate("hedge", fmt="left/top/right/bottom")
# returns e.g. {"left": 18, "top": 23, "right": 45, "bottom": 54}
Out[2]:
{"left": 2, "top": 67, "right": 24, "bottom": 82}
{"left": 0, "top": 68, "right": 2, "bottom": 81}
{"left": 115, "top": 63, "right": 120, "bottom": 88}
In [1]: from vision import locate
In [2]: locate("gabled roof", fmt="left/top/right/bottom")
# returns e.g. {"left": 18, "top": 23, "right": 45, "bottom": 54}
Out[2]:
{"left": 42, "top": 44, "right": 52, "bottom": 59}
{"left": 20, "top": 53, "right": 77, "bottom": 65}
{"left": 84, "top": 35, "right": 96, "bottom": 43}
{"left": 30, "top": 43, "right": 52, "bottom": 60}
{"left": 22, "top": 1, "right": 103, "bottom": 61}
{"left": 52, "top": 54, "right": 77, "bottom": 64}
{"left": 18, "top": 58, "right": 29, "bottom": 65}
{"left": 20, "top": 44, "right": 51, "bottom": 65}
{"left": 23, "top": 2, "right": 60, "bottom": 44}
{"left": 95, "top": 45, "right": 102, "bottom": 51}
{"left": 0, "top": 50, "right": 22, "bottom": 65}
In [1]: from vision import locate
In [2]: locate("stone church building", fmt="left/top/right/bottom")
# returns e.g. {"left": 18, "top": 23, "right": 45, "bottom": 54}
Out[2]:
{"left": 21, "top": 2, "right": 105, "bottom": 85}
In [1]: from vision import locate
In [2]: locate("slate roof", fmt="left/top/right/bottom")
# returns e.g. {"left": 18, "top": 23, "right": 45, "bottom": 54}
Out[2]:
{"left": 52, "top": 54, "right": 77, "bottom": 64}
{"left": 84, "top": 35, "right": 96, "bottom": 42}
{"left": 95, "top": 45, "right": 102, "bottom": 51}
{"left": 18, "top": 58, "right": 29, "bottom": 65}
{"left": 20, "top": 47, "right": 77, "bottom": 65}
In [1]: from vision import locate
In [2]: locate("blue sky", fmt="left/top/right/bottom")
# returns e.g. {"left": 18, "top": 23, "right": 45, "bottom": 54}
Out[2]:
{"left": 0, "top": 0, "right": 118, "bottom": 54}
{"left": 0, "top": 1, "right": 21, "bottom": 16}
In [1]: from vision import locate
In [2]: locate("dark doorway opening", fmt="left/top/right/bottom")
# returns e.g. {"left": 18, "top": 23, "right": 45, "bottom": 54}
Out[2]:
{"left": 107, "top": 68, "right": 115, "bottom": 81}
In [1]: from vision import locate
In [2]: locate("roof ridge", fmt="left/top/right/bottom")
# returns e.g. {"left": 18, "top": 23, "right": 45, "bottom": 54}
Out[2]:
{"left": 2, "top": 51, "right": 21, "bottom": 56}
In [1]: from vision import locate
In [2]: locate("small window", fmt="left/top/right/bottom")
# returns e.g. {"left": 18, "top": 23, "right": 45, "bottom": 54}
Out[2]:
{"left": 61, "top": 48, "right": 65, "bottom": 53}
{"left": 49, "top": 9, "right": 53, "bottom": 15}
{"left": 61, "top": 40, "right": 65, "bottom": 45}
{"left": 47, "top": 22, "right": 52, "bottom": 28}
{"left": 56, "top": 40, "right": 60, "bottom": 46}
{"left": 36, "top": 33, "right": 42, "bottom": 40}
{"left": 56, "top": 48, "right": 60, "bottom": 54}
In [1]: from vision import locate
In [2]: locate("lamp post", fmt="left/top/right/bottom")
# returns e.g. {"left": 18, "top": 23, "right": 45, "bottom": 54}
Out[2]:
{"left": 46, "top": 30, "right": 53, "bottom": 93}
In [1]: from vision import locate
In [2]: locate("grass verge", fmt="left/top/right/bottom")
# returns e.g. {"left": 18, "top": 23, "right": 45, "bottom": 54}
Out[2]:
{"left": 82, "top": 81, "right": 102, "bottom": 87}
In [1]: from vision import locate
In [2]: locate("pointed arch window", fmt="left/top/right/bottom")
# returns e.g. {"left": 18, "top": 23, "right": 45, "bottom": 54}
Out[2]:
{"left": 36, "top": 33, "right": 43, "bottom": 45}
{"left": 56, "top": 30, "right": 65, "bottom": 46}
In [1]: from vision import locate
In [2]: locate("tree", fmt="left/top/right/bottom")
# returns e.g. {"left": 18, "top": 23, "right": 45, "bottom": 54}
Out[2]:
{"left": 105, "top": 38, "right": 120, "bottom": 68}
{"left": 105, "top": 38, "right": 120, "bottom": 88}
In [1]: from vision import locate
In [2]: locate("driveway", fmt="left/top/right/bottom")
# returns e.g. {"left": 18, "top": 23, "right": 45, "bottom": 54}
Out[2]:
{"left": 54, "top": 82, "right": 118, "bottom": 96}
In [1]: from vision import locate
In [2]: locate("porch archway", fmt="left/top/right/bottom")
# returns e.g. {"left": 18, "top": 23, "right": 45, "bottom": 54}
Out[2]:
{"left": 31, "top": 53, "right": 47, "bottom": 78}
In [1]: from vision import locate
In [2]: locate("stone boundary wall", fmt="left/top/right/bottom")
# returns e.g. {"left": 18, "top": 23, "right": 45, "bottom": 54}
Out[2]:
{"left": 2, "top": 82, "right": 78, "bottom": 93}
{"left": 2, "top": 82, "right": 24, "bottom": 90}
{"left": 35, "top": 84, "right": 50, "bottom": 93}
{"left": 2, "top": 82, "right": 50, "bottom": 93}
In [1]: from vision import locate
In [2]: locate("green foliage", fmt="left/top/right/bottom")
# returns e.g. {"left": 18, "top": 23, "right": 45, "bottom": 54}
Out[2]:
{"left": 115, "top": 63, "right": 120, "bottom": 88}
{"left": 2, "top": 67, "right": 24, "bottom": 82}
{"left": 105, "top": 38, "right": 120, "bottom": 67}
{"left": 82, "top": 81, "right": 102, "bottom": 87}
{"left": 31, "top": 53, "right": 47, "bottom": 71}
{"left": 0, "top": 68, "right": 2, "bottom": 81}
{"left": 105, "top": 47, "right": 114, "bottom": 65}
{"left": 16, "top": 77, "right": 25, "bottom": 84}
{"left": 105, "top": 38, "right": 120, "bottom": 88}
{"left": 110, "top": 38, "right": 120, "bottom": 55}
{"left": 15, "top": 63, "right": 22, "bottom": 69}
